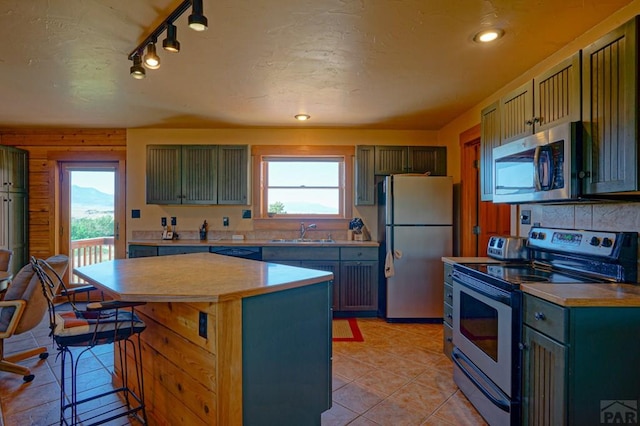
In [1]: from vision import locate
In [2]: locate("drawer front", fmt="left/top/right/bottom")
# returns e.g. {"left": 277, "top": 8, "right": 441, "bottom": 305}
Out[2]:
{"left": 443, "top": 323, "right": 453, "bottom": 360}
{"left": 444, "top": 282, "right": 453, "bottom": 307}
{"left": 263, "top": 247, "right": 340, "bottom": 261}
{"left": 129, "top": 245, "right": 158, "bottom": 258}
{"left": 444, "top": 263, "right": 453, "bottom": 285}
{"left": 523, "top": 294, "right": 567, "bottom": 343}
{"left": 158, "top": 246, "right": 210, "bottom": 256}
{"left": 443, "top": 301, "right": 453, "bottom": 326}
{"left": 340, "top": 247, "right": 378, "bottom": 261}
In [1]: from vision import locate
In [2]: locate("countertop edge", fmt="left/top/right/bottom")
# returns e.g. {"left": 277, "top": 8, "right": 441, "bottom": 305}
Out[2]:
{"left": 521, "top": 283, "right": 640, "bottom": 307}
{"left": 129, "top": 239, "right": 379, "bottom": 247}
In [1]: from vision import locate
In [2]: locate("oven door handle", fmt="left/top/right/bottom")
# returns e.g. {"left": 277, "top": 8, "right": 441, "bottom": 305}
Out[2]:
{"left": 452, "top": 349, "right": 510, "bottom": 412}
{"left": 452, "top": 271, "right": 511, "bottom": 305}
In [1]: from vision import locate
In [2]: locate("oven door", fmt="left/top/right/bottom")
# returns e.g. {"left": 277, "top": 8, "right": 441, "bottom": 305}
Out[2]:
{"left": 452, "top": 273, "right": 513, "bottom": 396}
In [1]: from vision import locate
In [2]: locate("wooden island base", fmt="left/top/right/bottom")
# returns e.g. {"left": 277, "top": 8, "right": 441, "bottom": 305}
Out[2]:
{"left": 74, "top": 254, "right": 333, "bottom": 426}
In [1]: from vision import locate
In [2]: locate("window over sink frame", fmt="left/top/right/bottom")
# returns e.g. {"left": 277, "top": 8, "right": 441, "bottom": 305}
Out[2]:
{"left": 252, "top": 145, "right": 354, "bottom": 226}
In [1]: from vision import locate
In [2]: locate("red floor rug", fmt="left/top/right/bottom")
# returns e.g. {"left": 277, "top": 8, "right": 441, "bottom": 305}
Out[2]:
{"left": 332, "top": 318, "right": 364, "bottom": 342}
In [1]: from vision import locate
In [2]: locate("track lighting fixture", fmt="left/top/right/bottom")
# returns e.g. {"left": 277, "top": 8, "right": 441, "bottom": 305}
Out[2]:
{"left": 188, "top": 0, "right": 208, "bottom": 31}
{"left": 127, "top": 0, "right": 208, "bottom": 79}
{"left": 162, "top": 24, "right": 180, "bottom": 53}
{"left": 130, "top": 54, "right": 146, "bottom": 79}
{"left": 143, "top": 43, "right": 161, "bottom": 69}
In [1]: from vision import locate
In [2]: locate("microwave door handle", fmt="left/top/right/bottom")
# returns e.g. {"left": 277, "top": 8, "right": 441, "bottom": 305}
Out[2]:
{"left": 533, "top": 146, "right": 542, "bottom": 190}
{"left": 537, "top": 146, "right": 555, "bottom": 190}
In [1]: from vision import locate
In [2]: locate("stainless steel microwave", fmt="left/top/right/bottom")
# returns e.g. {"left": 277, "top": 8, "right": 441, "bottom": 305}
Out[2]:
{"left": 492, "top": 122, "right": 580, "bottom": 203}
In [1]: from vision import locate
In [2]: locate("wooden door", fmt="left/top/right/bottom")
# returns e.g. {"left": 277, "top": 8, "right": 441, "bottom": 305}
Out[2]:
{"left": 460, "top": 125, "right": 510, "bottom": 256}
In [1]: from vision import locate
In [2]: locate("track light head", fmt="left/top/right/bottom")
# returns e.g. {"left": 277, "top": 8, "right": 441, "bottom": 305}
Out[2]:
{"left": 162, "top": 24, "right": 180, "bottom": 53}
{"left": 143, "top": 43, "right": 161, "bottom": 69}
{"left": 130, "top": 55, "right": 146, "bottom": 79}
{"left": 188, "top": 0, "right": 208, "bottom": 31}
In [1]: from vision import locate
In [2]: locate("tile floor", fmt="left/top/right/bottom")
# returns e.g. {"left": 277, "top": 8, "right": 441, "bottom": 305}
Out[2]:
{"left": 0, "top": 315, "right": 486, "bottom": 425}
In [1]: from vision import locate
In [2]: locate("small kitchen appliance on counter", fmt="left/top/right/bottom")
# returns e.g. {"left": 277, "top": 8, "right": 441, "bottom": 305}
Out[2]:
{"left": 486, "top": 236, "right": 528, "bottom": 261}
{"left": 451, "top": 226, "right": 638, "bottom": 425}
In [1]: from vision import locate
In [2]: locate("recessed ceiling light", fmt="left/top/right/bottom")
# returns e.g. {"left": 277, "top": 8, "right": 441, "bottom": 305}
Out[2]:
{"left": 473, "top": 29, "right": 505, "bottom": 43}
{"left": 295, "top": 114, "right": 310, "bottom": 121}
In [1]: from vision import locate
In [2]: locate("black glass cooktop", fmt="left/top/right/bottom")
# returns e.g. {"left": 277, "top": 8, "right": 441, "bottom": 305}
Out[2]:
{"left": 457, "top": 263, "right": 602, "bottom": 287}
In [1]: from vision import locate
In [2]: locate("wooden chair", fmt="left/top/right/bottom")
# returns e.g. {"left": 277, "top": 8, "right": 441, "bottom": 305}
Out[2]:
{"left": 0, "top": 254, "right": 68, "bottom": 382}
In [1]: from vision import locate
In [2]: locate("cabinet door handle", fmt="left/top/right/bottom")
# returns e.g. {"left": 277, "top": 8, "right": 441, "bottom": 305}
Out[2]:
{"left": 446, "top": 313, "right": 453, "bottom": 320}
{"left": 518, "top": 342, "right": 528, "bottom": 350}
{"left": 534, "top": 312, "right": 546, "bottom": 321}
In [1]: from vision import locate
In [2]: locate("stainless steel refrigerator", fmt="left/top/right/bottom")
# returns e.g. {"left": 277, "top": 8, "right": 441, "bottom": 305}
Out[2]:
{"left": 380, "top": 175, "right": 453, "bottom": 320}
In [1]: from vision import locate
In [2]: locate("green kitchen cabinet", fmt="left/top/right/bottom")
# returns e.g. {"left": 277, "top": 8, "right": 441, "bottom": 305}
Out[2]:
{"left": 339, "top": 247, "right": 378, "bottom": 312}
{"left": 355, "top": 145, "right": 375, "bottom": 206}
{"left": 262, "top": 246, "right": 379, "bottom": 314}
{"left": 500, "top": 52, "right": 580, "bottom": 145}
{"left": 146, "top": 145, "right": 248, "bottom": 205}
{"left": 374, "top": 146, "right": 447, "bottom": 176}
{"left": 480, "top": 101, "right": 500, "bottom": 201}
{"left": 522, "top": 293, "right": 640, "bottom": 425}
{"left": 581, "top": 16, "right": 640, "bottom": 194}
{"left": 128, "top": 245, "right": 159, "bottom": 258}
{"left": 0, "top": 147, "right": 28, "bottom": 275}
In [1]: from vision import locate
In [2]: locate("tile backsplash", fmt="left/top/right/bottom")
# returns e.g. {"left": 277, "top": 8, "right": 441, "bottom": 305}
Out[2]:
{"left": 517, "top": 202, "right": 640, "bottom": 236}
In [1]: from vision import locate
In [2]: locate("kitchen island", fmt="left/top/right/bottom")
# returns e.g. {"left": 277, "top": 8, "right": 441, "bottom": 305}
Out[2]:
{"left": 74, "top": 253, "right": 334, "bottom": 426}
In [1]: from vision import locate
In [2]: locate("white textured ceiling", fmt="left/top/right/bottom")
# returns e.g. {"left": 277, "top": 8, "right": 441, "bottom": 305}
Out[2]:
{"left": 0, "top": 0, "right": 633, "bottom": 130}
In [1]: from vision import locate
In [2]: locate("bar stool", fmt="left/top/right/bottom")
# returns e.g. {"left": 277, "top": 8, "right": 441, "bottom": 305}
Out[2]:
{"left": 32, "top": 256, "right": 148, "bottom": 425}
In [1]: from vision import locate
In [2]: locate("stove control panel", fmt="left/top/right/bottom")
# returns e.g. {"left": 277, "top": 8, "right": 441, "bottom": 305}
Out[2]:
{"left": 528, "top": 227, "right": 623, "bottom": 257}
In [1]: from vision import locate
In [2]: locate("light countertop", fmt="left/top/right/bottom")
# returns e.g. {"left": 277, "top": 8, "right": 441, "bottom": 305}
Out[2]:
{"left": 129, "top": 239, "right": 379, "bottom": 247}
{"left": 441, "top": 256, "right": 501, "bottom": 264}
{"left": 74, "top": 253, "right": 334, "bottom": 303}
{"left": 521, "top": 283, "right": 640, "bottom": 307}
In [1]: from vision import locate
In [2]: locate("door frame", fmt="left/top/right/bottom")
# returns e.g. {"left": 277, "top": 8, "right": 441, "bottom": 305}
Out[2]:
{"left": 49, "top": 151, "right": 126, "bottom": 282}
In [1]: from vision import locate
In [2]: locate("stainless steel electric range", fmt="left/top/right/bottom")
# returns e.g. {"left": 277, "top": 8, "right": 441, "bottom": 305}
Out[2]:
{"left": 450, "top": 226, "right": 638, "bottom": 425}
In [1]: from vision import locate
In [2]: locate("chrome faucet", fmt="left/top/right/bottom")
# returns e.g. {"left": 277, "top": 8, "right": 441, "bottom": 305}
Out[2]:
{"left": 300, "top": 222, "right": 316, "bottom": 239}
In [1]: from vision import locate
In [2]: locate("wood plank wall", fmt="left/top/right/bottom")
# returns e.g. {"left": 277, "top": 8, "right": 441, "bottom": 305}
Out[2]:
{"left": 0, "top": 129, "right": 126, "bottom": 260}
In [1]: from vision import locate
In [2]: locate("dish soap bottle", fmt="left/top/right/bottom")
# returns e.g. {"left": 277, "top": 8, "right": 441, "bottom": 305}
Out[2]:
{"left": 200, "top": 220, "right": 208, "bottom": 240}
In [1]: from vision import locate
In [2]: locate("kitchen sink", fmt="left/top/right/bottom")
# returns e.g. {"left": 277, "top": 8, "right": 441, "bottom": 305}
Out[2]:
{"left": 269, "top": 239, "right": 335, "bottom": 243}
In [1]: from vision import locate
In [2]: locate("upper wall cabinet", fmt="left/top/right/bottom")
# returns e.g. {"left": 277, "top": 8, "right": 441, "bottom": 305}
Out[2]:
{"left": 501, "top": 52, "right": 581, "bottom": 145}
{"left": 374, "top": 146, "right": 447, "bottom": 175}
{"left": 480, "top": 101, "right": 500, "bottom": 201}
{"left": 355, "top": 146, "right": 375, "bottom": 206}
{"left": 146, "top": 145, "right": 248, "bottom": 205}
{"left": 581, "top": 16, "right": 639, "bottom": 194}
{"left": 217, "top": 145, "right": 248, "bottom": 204}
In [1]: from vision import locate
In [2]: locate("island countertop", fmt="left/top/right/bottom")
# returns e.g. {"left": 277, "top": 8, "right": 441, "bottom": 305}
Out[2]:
{"left": 74, "top": 252, "right": 334, "bottom": 303}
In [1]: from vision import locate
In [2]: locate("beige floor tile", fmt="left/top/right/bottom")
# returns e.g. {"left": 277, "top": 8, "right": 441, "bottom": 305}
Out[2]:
{"left": 332, "top": 354, "right": 375, "bottom": 381}
{"left": 332, "top": 381, "right": 387, "bottom": 414}
{"left": 321, "top": 401, "right": 359, "bottom": 426}
{"left": 430, "top": 390, "right": 488, "bottom": 426}
{"left": 354, "top": 368, "right": 412, "bottom": 396}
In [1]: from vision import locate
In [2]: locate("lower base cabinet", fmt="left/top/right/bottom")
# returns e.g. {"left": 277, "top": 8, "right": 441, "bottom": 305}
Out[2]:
{"left": 263, "top": 246, "right": 379, "bottom": 314}
{"left": 522, "top": 294, "right": 640, "bottom": 425}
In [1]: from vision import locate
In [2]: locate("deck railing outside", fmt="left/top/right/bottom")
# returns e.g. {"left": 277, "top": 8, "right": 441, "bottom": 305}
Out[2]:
{"left": 70, "top": 237, "right": 115, "bottom": 283}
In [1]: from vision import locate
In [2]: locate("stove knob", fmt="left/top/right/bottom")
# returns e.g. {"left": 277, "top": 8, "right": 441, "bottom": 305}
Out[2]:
{"left": 589, "top": 236, "right": 601, "bottom": 246}
{"left": 602, "top": 237, "right": 613, "bottom": 248}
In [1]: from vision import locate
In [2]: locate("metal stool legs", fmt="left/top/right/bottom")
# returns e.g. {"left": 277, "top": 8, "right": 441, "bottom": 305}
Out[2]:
{"left": 58, "top": 332, "right": 147, "bottom": 425}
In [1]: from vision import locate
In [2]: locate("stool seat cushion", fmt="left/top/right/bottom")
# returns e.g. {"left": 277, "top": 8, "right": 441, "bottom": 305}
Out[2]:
{"left": 53, "top": 310, "right": 146, "bottom": 347}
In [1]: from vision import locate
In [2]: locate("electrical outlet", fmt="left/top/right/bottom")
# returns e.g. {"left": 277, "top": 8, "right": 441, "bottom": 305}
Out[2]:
{"left": 520, "top": 209, "right": 531, "bottom": 225}
{"left": 132, "top": 209, "right": 141, "bottom": 219}
{"left": 161, "top": 217, "right": 167, "bottom": 227}
{"left": 242, "top": 209, "right": 251, "bottom": 219}
{"left": 171, "top": 217, "right": 177, "bottom": 226}
{"left": 223, "top": 217, "right": 229, "bottom": 227}
{"left": 198, "top": 312, "right": 207, "bottom": 338}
